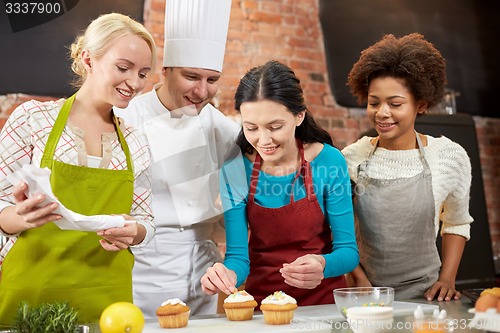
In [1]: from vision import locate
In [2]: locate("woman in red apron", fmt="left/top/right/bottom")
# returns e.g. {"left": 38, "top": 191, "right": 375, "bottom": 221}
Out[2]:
{"left": 0, "top": 14, "right": 156, "bottom": 324}
{"left": 342, "top": 33, "right": 472, "bottom": 302}
{"left": 201, "top": 61, "right": 359, "bottom": 306}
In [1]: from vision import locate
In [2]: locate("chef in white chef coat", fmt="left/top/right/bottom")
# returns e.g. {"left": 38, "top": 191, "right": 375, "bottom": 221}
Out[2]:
{"left": 114, "top": 0, "right": 240, "bottom": 318}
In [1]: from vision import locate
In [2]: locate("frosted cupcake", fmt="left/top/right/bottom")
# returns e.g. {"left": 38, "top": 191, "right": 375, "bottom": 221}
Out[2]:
{"left": 156, "top": 298, "right": 190, "bottom": 328}
{"left": 223, "top": 290, "right": 258, "bottom": 321}
{"left": 260, "top": 291, "right": 298, "bottom": 325}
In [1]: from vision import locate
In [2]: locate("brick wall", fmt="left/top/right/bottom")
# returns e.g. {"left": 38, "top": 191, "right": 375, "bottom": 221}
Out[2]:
{"left": 1, "top": 0, "right": 499, "bottom": 257}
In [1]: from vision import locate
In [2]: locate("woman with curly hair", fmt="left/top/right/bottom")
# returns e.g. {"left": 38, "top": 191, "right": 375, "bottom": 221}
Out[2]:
{"left": 342, "top": 33, "right": 472, "bottom": 302}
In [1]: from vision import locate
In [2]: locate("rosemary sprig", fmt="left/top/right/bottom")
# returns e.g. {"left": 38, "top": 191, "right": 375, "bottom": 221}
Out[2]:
{"left": 11, "top": 301, "right": 79, "bottom": 333}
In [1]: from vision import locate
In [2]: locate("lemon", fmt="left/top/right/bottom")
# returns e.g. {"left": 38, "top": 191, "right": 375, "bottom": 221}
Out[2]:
{"left": 99, "top": 302, "right": 145, "bottom": 333}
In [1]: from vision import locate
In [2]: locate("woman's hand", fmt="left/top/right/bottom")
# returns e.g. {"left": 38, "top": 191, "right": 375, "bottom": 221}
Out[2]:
{"left": 201, "top": 262, "right": 237, "bottom": 295}
{"left": 424, "top": 279, "right": 461, "bottom": 302}
{"left": 280, "top": 254, "right": 325, "bottom": 289}
{"left": 0, "top": 182, "right": 61, "bottom": 234}
{"left": 97, "top": 215, "right": 143, "bottom": 251}
{"left": 426, "top": 234, "right": 465, "bottom": 301}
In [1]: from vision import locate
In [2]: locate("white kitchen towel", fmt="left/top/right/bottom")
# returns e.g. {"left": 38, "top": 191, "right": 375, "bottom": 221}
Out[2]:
{"left": 6, "top": 164, "right": 127, "bottom": 231}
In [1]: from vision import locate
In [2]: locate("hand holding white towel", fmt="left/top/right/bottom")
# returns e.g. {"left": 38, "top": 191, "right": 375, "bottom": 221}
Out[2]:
{"left": 6, "top": 164, "right": 127, "bottom": 231}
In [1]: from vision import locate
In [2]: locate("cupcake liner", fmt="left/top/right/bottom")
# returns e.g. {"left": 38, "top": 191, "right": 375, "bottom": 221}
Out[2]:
{"left": 157, "top": 310, "right": 190, "bottom": 328}
{"left": 225, "top": 307, "right": 255, "bottom": 321}
{"left": 262, "top": 309, "right": 295, "bottom": 325}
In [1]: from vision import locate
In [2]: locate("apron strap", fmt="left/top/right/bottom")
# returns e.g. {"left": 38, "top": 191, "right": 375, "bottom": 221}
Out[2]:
{"left": 40, "top": 94, "right": 133, "bottom": 172}
{"left": 248, "top": 139, "right": 316, "bottom": 203}
{"left": 41, "top": 94, "right": 76, "bottom": 166}
{"left": 357, "top": 131, "right": 429, "bottom": 178}
{"left": 297, "top": 140, "right": 316, "bottom": 202}
{"left": 248, "top": 153, "right": 262, "bottom": 202}
{"left": 112, "top": 112, "right": 134, "bottom": 173}
{"left": 415, "top": 131, "right": 431, "bottom": 175}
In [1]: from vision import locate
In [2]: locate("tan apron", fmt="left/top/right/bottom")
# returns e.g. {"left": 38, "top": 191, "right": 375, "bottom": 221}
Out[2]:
{"left": 0, "top": 94, "right": 135, "bottom": 324}
{"left": 355, "top": 133, "right": 441, "bottom": 300}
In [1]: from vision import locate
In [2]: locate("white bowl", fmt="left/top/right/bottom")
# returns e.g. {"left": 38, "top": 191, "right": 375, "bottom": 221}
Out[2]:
{"left": 347, "top": 307, "right": 394, "bottom": 333}
{"left": 333, "top": 287, "right": 394, "bottom": 318}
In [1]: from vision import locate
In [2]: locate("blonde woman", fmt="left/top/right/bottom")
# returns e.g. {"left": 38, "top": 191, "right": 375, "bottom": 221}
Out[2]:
{"left": 0, "top": 13, "right": 156, "bottom": 324}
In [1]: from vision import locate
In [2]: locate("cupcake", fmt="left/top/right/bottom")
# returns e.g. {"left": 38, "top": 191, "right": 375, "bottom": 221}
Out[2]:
{"left": 156, "top": 298, "right": 190, "bottom": 328}
{"left": 260, "top": 291, "right": 298, "bottom": 325}
{"left": 223, "top": 290, "right": 258, "bottom": 321}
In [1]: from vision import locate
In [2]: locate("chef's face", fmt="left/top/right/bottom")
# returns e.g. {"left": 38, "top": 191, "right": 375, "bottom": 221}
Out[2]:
{"left": 84, "top": 34, "right": 152, "bottom": 109}
{"left": 240, "top": 99, "right": 305, "bottom": 166}
{"left": 161, "top": 67, "right": 220, "bottom": 114}
{"left": 367, "top": 76, "right": 427, "bottom": 149}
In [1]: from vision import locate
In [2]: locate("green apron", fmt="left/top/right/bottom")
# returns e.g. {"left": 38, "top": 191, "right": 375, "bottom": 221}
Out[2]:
{"left": 0, "top": 94, "right": 135, "bottom": 325}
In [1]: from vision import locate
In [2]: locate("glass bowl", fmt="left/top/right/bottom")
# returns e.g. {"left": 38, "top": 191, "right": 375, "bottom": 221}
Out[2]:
{"left": 333, "top": 287, "right": 394, "bottom": 318}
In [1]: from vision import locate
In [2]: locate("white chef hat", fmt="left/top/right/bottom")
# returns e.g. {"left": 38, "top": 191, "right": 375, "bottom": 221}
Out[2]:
{"left": 163, "top": 0, "right": 232, "bottom": 72}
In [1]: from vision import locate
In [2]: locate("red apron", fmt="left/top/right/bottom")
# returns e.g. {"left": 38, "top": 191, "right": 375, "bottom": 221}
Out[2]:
{"left": 245, "top": 140, "right": 346, "bottom": 306}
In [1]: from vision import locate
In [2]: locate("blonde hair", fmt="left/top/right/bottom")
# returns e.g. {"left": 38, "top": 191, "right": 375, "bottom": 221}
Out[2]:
{"left": 70, "top": 12, "right": 156, "bottom": 88}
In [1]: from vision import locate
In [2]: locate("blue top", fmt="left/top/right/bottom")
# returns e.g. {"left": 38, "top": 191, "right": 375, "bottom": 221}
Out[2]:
{"left": 220, "top": 144, "right": 359, "bottom": 287}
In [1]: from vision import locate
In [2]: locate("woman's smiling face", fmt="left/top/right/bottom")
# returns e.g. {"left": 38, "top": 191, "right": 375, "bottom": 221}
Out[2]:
{"left": 85, "top": 33, "right": 152, "bottom": 109}
{"left": 367, "top": 76, "right": 427, "bottom": 149}
{"left": 240, "top": 99, "right": 304, "bottom": 166}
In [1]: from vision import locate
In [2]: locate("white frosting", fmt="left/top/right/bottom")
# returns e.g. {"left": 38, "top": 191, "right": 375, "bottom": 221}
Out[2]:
{"left": 261, "top": 291, "right": 297, "bottom": 305}
{"left": 224, "top": 291, "right": 255, "bottom": 303}
{"left": 161, "top": 298, "right": 186, "bottom": 306}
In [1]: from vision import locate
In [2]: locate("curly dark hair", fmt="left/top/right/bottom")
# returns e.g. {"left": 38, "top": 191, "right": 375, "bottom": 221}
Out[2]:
{"left": 234, "top": 60, "right": 333, "bottom": 154}
{"left": 347, "top": 33, "right": 447, "bottom": 110}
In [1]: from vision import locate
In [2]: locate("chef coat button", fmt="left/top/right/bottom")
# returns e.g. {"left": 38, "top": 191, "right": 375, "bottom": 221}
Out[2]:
{"left": 188, "top": 200, "right": 193, "bottom": 206}
{"left": 195, "top": 163, "right": 200, "bottom": 167}
{"left": 179, "top": 227, "right": 184, "bottom": 232}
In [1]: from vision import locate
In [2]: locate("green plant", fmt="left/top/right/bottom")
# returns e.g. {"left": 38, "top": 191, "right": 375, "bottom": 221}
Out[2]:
{"left": 11, "top": 301, "right": 79, "bottom": 333}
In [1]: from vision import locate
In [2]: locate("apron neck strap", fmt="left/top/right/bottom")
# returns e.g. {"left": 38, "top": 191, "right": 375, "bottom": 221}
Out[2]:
{"left": 249, "top": 139, "right": 316, "bottom": 202}
{"left": 248, "top": 152, "right": 262, "bottom": 202}
{"left": 41, "top": 94, "right": 76, "bottom": 167}
{"left": 297, "top": 140, "right": 316, "bottom": 201}
{"left": 113, "top": 113, "right": 133, "bottom": 173}
{"left": 359, "top": 131, "right": 430, "bottom": 177}
{"left": 40, "top": 94, "right": 133, "bottom": 172}
{"left": 415, "top": 132, "right": 431, "bottom": 173}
